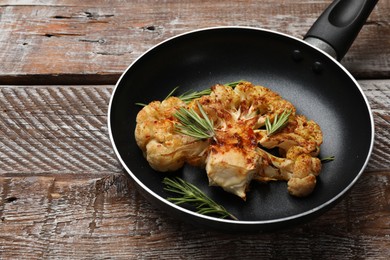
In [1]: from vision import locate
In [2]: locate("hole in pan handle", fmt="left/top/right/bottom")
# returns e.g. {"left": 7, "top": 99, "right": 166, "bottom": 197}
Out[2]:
{"left": 304, "top": 0, "right": 378, "bottom": 61}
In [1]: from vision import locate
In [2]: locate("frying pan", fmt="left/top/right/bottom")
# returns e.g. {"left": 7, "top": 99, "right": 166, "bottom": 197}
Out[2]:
{"left": 108, "top": 0, "right": 377, "bottom": 232}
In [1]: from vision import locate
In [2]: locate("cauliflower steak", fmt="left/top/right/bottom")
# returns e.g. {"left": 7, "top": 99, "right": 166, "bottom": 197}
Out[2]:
{"left": 135, "top": 81, "right": 323, "bottom": 199}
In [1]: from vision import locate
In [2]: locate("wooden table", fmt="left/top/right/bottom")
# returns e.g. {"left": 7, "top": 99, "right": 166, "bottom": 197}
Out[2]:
{"left": 1, "top": 0, "right": 389, "bottom": 258}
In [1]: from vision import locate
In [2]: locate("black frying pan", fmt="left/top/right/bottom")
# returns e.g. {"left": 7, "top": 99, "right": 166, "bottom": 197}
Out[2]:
{"left": 108, "top": 0, "right": 376, "bottom": 232}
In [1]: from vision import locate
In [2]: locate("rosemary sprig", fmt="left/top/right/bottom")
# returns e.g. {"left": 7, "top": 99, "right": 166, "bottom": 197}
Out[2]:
{"left": 178, "top": 88, "right": 212, "bottom": 103}
{"left": 135, "top": 102, "right": 147, "bottom": 107}
{"left": 165, "top": 86, "right": 180, "bottom": 100}
{"left": 176, "top": 80, "right": 244, "bottom": 103}
{"left": 174, "top": 101, "right": 215, "bottom": 140}
{"left": 224, "top": 80, "right": 244, "bottom": 88}
{"left": 321, "top": 156, "right": 335, "bottom": 163}
{"left": 135, "top": 86, "right": 179, "bottom": 107}
{"left": 138, "top": 81, "right": 245, "bottom": 106}
{"left": 163, "top": 177, "right": 238, "bottom": 220}
{"left": 265, "top": 109, "right": 292, "bottom": 136}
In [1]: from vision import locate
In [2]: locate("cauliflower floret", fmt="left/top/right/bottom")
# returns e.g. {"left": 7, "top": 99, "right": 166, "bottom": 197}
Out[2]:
{"left": 256, "top": 114, "right": 322, "bottom": 157}
{"left": 254, "top": 113, "right": 322, "bottom": 197}
{"left": 288, "top": 154, "right": 321, "bottom": 197}
{"left": 193, "top": 84, "right": 241, "bottom": 129}
{"left": 255, "top": 150, "right": 321, "bottom": 197}
{"left": 135, "top": 97, "right": 208, "bottom": 171}
{"left": 135, "top": 97, "right": 184, "bottom": 151}
{"left": 234, "top": 82, "right": 296, "bottom": 127}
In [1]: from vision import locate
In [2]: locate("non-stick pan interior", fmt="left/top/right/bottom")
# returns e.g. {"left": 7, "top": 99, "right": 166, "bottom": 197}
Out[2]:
{"left": 109, "top": 27, "right": 373, "bottom": 229}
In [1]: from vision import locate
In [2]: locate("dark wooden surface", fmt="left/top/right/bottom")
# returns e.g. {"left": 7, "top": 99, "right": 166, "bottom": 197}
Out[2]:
{"left": 1, "top": 1, "right": 389, "bottom": 259}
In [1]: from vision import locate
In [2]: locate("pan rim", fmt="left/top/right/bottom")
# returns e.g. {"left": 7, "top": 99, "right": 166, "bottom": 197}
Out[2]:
{"left": 107, "top": 26, "right": 375, "bottom": 227}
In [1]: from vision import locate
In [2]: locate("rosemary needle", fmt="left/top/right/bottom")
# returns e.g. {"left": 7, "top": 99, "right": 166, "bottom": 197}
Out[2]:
{"left": 174, "top": 101, "right": 215, "bottom": 140}
{"left": 138, "top": 80, "right": 245, "bottom": 105}
{"left": 265, "top": 109, "right": 292, "bottom": 136}
{"left": 321, "top": 156, "right": 335, "bottom": 163}
{"left": 224, "top": 80, "right": 244, "bottom": 88}
{"left": 163, "top": 177, "right": 238, "bottom": 220}
{"left": 136, "top": 86, "right": 179, "bottom": 107}
{"left": 178, "top": 88, "right": 212, "bottom": 103}
{"left": 176, "top": 80, "right": 244, "bottom": 103}
{"left": 164, "top": 86, "right": 180, "bottom": 100}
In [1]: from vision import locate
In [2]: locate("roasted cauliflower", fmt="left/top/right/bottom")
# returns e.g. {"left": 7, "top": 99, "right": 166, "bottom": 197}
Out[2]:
{"left": 135, "top": 81, "right": 324, "bottom": 199}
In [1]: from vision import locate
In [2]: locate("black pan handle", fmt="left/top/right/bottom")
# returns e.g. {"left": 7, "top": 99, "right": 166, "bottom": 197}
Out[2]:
{"left": 304, "top": 0, "right": 378, "bottom": 60}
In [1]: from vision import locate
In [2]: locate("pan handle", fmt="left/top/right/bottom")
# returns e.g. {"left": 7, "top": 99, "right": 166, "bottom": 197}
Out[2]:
{"left": 304, "top": 0, "right": 378, "bottom": 61}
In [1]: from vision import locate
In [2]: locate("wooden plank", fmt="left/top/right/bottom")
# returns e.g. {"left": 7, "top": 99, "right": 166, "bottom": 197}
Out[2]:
{"left": 0, "top": 0, "right": 389, "bottom": 84}
{"left": 0, "top": 85, "right": 121, "bottom": 174}
{"left": 1, "top": 80, "right": 389, "bottom": 175}
{"left": 0, "top": 171, "right": 389, "bottom": 259}
{"left": 362, "top": 80, "right": 390, "bottom": 171}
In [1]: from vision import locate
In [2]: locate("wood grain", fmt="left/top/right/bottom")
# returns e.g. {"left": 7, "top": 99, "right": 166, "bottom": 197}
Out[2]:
{"left": 1, "top": 82, "right": 388, "bottom": 175}
{"left": 1, "top": 1, "right": 389, "bottom": 259}
{"left": 0, "top": 0, "right": 389, "bottom": 84}
{"left": 0, "top": 85, "right": 120, "bottom": 174}
{"left": 1, "top": 171, "right": 389, "bottom": 259}
{"left": 0, "top": 81, "right": 389, "bottom": 258}
{"left": 361, "top": 80, "right": 390, "bottom": 171}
